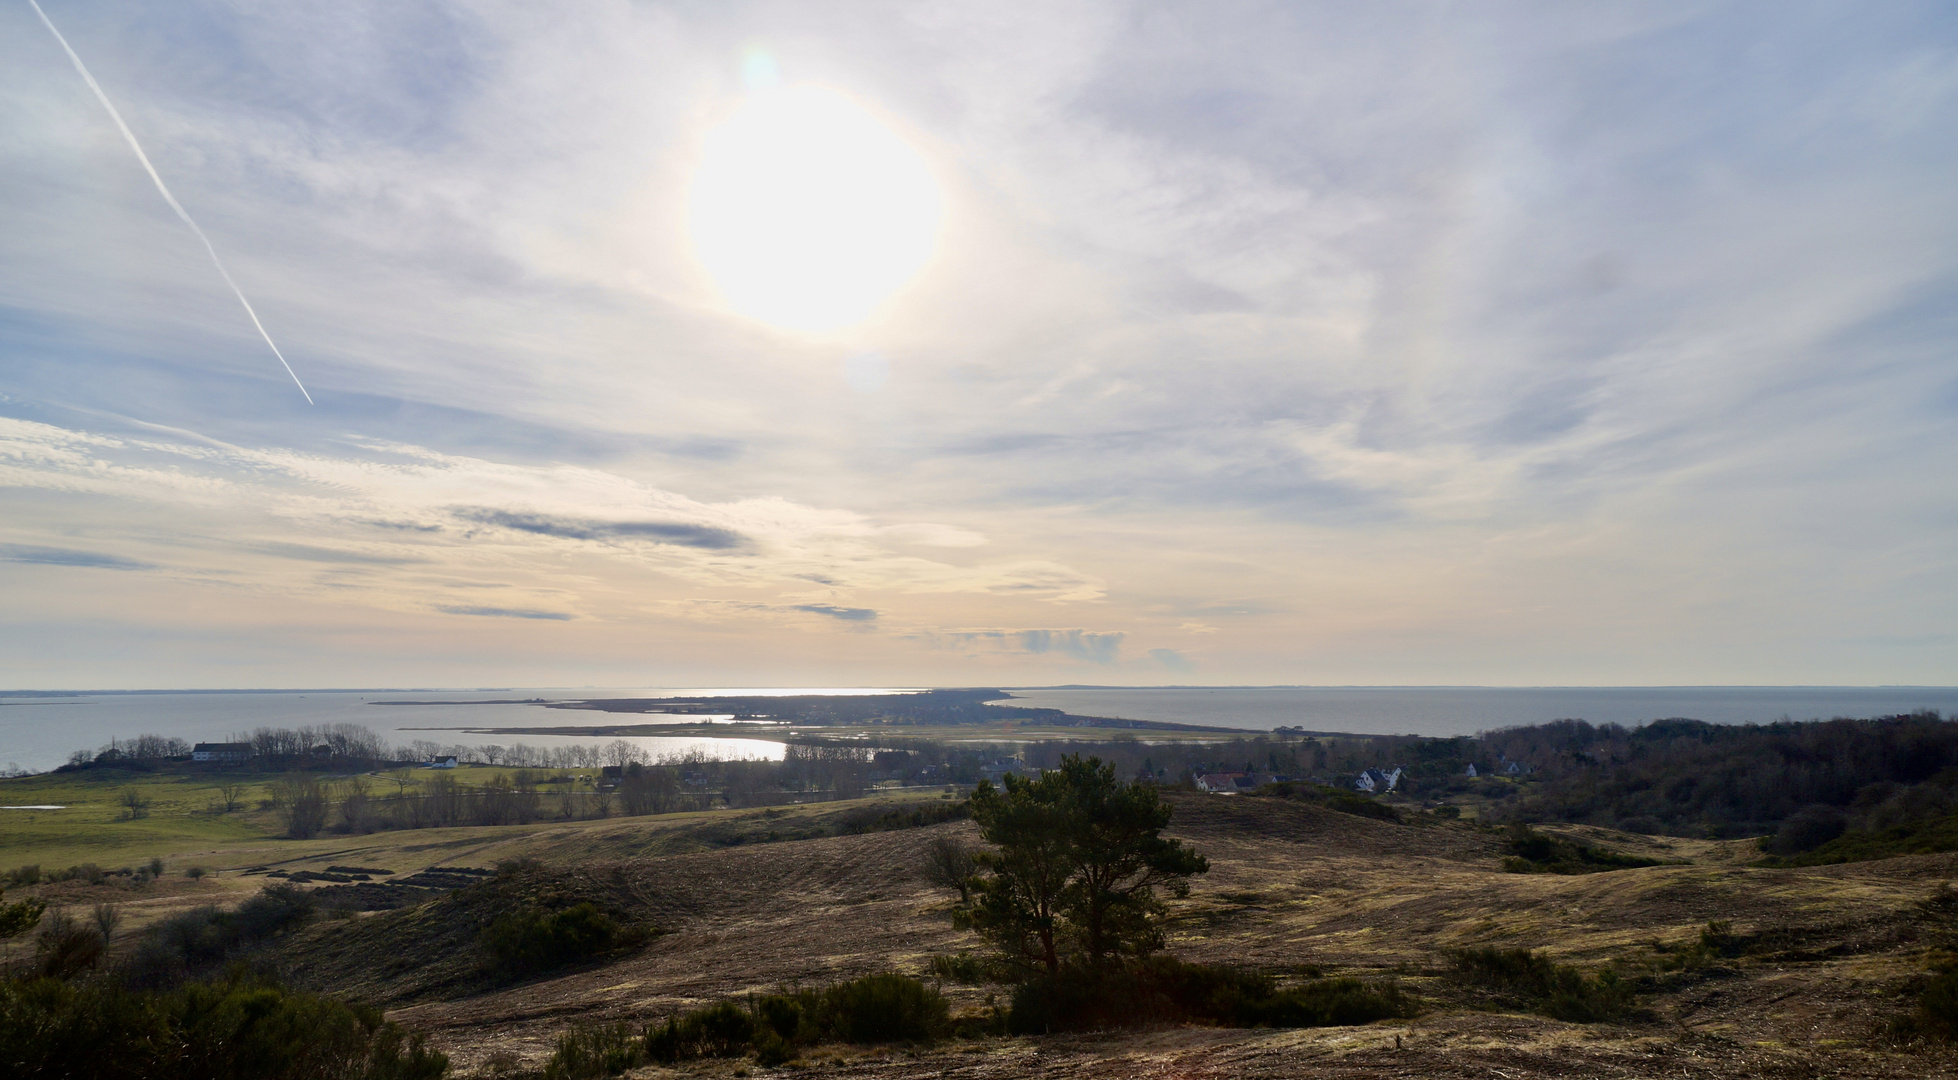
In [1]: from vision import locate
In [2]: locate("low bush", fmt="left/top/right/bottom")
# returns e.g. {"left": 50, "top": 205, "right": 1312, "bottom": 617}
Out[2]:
{"left": 480, "top": 902, "right": 620, "bottom": 978}
{"left": 822, "top": 972, "right": 951, "bottom": 1043}
{"left": 1655, "top": 921, "right": 1750, "bottom": 972}
{"left": 0, "top": 971, "right": 448, "bottom": 1079}
{"left": 929, "top": 951, "right": 995, "bottom": 983}
{"left": 128, "top": 884, "right": 315, "bottom": 985}
{"left": 0, "top": 887, "right": 45, "bottom": 939}
{"left": 1501, "top": 826, "right": 1661, "bottom": 874}
{"left": 840, "top": 801, "right": 970, "bottom": 835}
{"left": 34, "top": 910, "right": 105, "bottom": 979}
{"left": 1445, "top": 947, "right": 1638, "bottom": 1022}
{"left": 1006, "top": 957, "right": 1415, "bottom": 1034}
{"left": 544, "top": 1021, "right": 643, "bottom": 1079}
{"left": 642, "top": 973, "right": 950, "bottom": 1065}
{"left": 1893, "top": 964, "right": 1958, "bottom": 1043}
{"left": 1252, "top": 782, "right": 1403, "bottom": 823}
{"left": 645, "top": 1000, "right": 759, "bottom": 1063}
{"left": 1759, "top": 812, "right": 1958, "bottom": 867}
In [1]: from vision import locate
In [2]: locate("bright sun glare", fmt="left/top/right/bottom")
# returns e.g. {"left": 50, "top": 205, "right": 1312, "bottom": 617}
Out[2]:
{"left": 688, "top": 85, "right": 943, "bottom": 334}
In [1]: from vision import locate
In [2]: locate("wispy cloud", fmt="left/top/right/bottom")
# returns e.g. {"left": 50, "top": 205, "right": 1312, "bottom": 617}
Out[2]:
{"left": 436, "top": 605, "right": 574, "bottom": 621}
{"left": 1, "top": 3, "right": 1953, "bottom": 685}
{"left": 0, "top": 544, "right": 153, "bottom": 570}
{"left": 916, "top": 628, "right": 1127, "bottom": 665}
{"left": 791, "top": 603, "right": 878, "bottom": 622}
{"left": 453, "top": 508, "right": 747, "bottom": 550}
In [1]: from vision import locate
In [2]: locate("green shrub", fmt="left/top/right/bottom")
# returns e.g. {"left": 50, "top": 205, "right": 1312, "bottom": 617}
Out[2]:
{"left": 1760, "top": 813, "right": 1958, "bottom": 867}
{"left": 1501, "top": 826, "right": 1660, "bottom": 874}
{"left": 0, "top": 887, "right": 45, "bottom": 939}
{"left": 1252, "top": 782, "right": 1403, "bottom": 822}
{"left": 34, "top": 910, "right": 105, "bottom": 979}
{"left": 1897, "top": 967, "right": 1958, "bottom": 1042}
{"left": 929, "top": 951, "right": 994, "bottom": 983}
{"left": 0, "top": 971, "right": 448, "bottom": 1079}
{"left": 1247, "top": 977, "right": 1419, "bottom": 1027}
{"left": 480, "top": 902, "right": 619, "bottom": 978}
{"left": 821, "top": 973, "right": 950, "bottom": 1043}
{"left": 839, "top": 801, "right": 970, "bottom": 834}
{"left": 128, "top": 884, "right": 316, "bottom": 985}
{"left": 544, "top": 1021, "right": 643, "bottom": 1079}
{"left": 641, "top": 974, "right": 949, "bottom": 1064}
{"left": 1006, "top": 957, "right": 1415, "bottom": 1033}
{"left": 1445, "top": 947, "right": 1637, "bottom": 1022}
{"left": 644, "top": 1000, "right": 756, "bottom": 1063}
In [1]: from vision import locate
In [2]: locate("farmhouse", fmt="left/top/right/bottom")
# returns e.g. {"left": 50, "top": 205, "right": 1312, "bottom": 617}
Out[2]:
{"left": 1354, "top": 766, "right": 1403, "bottom": 793}
{"left": 1194, "top": 772, "right": 1276, "bottom": 793}
{"left": 422, "top": 754, "right": 459, "bottom": 769}
{"left": 980, "top": 759, "right": 1035, "bottom": 781}
{"left": 190, "top": 742, "right": 251, "bottom": 763}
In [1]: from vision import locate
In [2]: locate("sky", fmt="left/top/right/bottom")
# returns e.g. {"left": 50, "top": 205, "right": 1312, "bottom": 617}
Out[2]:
{"left": 0, "top": 0, "right": 1954, "bottom": 689}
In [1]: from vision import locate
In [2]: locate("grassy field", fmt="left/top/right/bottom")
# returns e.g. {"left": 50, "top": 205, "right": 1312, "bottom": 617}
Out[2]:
{"left": 0, "top": 766, "right": 290, "bottom": 871}
{"left": 0, "top": 762, "right": 958, "bottom": 876}
{"left": 9, "top": 770, "right": 1958, "bottom": 1078}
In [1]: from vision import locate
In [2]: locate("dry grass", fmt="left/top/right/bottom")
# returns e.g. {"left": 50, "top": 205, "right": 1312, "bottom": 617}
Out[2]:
{"left": 13, "top": 789, "right": 1958, "bottom": 1077}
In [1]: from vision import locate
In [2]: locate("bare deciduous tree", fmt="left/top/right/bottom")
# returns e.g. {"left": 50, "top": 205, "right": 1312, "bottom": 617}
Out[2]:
{"left": 922, "top": 834, "right": 977, "bottom": 906}
{"left": 117, "top": 788, "right": 151, "bottom": 820}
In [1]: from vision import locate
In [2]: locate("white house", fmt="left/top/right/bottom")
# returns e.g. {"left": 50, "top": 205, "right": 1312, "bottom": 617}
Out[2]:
{"left": 422, "top": 755, "right": 459, "bottom": 769}
{"left": 1196, "top": 772, "right": 1276, "bottom": 793}
{"left": 980, "top": 759, "right": 1034, "bottom": 781}
{"left": 191, "top": 742, "right": 251, "bottom": 763}
{"left": 1354, "top": 766, "right": 1403, "bottom": 793}
{"left": 1464, "top": 763, "right": 1478, "bottom": 778}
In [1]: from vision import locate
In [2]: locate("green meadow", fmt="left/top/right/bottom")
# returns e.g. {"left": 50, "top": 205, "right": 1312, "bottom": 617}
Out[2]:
{"left": 0, "top": 766, "right": 288, "bottom": 870}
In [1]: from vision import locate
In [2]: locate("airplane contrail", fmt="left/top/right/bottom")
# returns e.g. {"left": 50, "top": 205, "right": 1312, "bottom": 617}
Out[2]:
{"left": 28, "top": 0, "right": 314, "bottom": 404}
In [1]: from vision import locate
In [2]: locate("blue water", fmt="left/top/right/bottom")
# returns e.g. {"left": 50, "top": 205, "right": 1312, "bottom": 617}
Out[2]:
{"left": 0, "top": 688, "right": 827, "bottom": 774}
{"left": 3, "top": 685, "right": 1954, "bottom": 773}
{"left": 992, "top": 686, "right": 1958, "bottom": 737}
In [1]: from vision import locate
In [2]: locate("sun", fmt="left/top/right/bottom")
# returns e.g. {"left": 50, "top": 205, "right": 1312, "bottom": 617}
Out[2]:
{"left": 687, "top": 85, "right": 943, "bottom": 334}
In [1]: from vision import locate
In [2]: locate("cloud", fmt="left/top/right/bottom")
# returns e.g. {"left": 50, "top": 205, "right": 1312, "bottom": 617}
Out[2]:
{"left": 436, "top": 605, "right": 574, "bottom": 621}
{"left": 918, "top": 628, "right": 1127, "bottom": 665}
{"left": 790, "top": 603, "right": 878, "bottom": 622}
{"left": 2, "top": 4, "right": 1954, "bottom": 686}
{"left": 0, "top": 544, "right": 153, "bottom": 570}
{"left": 253, "top": 542, "right": 425, "bottom": 565}
{"left": 1147, "top": 648, "right": 1195, "bottom": 673}
{"left": 452, "top": 508, "right": 747, "bottom": 550}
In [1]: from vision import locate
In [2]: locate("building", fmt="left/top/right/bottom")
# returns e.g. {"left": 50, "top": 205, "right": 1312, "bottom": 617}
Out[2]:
{"left": 1195, "top": 772, "right": 1277, "bottom": 793}
{"left": 1354, "top": 766, "right": 1403, "bottom": 793}
{"left": 190, "top": 742, "right": 251, "bottom": 763}
{"left": 421, "top": 754, "right": 459, "bottom": 769}
{"left": 980, "top": 759, "right": 1035, "bottom": 782}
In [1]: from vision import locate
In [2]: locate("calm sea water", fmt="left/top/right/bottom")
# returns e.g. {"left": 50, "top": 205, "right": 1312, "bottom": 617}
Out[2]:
{"left": 992, "top": 686, "right": 1958, "bottom": 737}
{"left": 3, "top": 685, "right": 1954, "bottom": 774}
{"left": 0, "top": 688, "right": 888, "bottom": 773}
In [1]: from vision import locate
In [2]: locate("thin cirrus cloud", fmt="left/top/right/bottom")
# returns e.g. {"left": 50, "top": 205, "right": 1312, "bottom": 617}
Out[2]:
{"left": 791, "top": 604, "right": 878, "bottom": 622}
{"left": 914, "top": 629, "right": 1128, "bottom": 666}
{"left": 452, "top": 508, "right": 748, "bottom": 550}
{"left": 436, "top": 605, "right": 574, "bottom": 621}
{"left": 0, "top": 543, "right": 153, "bottom": 571}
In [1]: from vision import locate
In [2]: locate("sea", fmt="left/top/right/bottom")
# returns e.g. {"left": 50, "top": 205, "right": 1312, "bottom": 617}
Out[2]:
{"left": 2, "top": 685, "right": 1955, "bottom": 775}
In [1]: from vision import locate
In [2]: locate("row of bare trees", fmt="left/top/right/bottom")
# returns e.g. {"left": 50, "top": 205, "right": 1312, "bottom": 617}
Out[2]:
{"left": 261, "top": 750, "right": 883, "bottom": 838}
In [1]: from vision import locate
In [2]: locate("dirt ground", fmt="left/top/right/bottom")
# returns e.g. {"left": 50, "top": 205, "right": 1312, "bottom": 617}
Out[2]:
{"left": 19, "top": 791, "right": 1958, "bottom": 1077}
